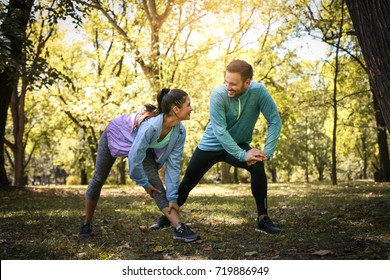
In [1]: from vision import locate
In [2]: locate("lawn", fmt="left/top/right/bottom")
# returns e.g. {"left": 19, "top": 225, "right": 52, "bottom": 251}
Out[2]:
{"left": 1, "top": 181, "right": 390, "bottom": 260}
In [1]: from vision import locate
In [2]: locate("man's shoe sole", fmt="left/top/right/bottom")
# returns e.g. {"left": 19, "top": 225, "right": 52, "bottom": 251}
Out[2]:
{"left": 78, "top": 233, "right": 94, "bottom": 237}
{"left": 149, "top": 224, "right": 170, "bottom": 230}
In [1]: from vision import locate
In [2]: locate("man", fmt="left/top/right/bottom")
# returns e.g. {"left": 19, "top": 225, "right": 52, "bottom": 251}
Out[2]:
{"left": 150, "top": 59, "right": 282, "bottom": 234}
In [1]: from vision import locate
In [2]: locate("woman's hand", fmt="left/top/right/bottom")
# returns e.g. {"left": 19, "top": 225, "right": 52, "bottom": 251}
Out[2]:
{"left": 168, "top": 202, "right": 179, "bottom": 214}
{"left": 145, "top": 186, "right": 161, "bottom": 198}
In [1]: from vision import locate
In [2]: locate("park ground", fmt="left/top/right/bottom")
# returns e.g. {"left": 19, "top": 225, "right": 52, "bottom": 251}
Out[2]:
{"left": 1, "top": 181, "right": 390, "bottom": 260}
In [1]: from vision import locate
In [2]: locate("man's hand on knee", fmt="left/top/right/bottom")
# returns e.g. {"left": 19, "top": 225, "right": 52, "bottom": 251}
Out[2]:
{"left": 246, "top": 149, "right": 267, "bottom": 165}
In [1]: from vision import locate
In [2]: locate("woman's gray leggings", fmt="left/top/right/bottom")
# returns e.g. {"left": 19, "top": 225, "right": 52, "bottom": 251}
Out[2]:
{"left": 85, "top": 131, "right": 169, "bottom": 210}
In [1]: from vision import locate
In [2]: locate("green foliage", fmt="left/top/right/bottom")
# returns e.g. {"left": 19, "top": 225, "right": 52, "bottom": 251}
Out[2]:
{"left": 3, "top": 0, "right": 386, "bottom": 185}
{"left": 66, "top": 175, "right": 80, "bottom": 185}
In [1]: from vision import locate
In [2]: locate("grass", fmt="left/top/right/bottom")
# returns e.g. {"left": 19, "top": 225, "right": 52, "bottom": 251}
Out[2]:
{"left": 1, "top": 181, "right": 390, "bottom": 260}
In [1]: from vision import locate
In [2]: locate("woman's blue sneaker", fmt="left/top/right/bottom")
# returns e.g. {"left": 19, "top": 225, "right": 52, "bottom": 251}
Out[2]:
{"left": 173, "top": 223, "right": 200, "bottom": 243}
{"left": 149, "top": 215, "right": 170, "bottom": 230}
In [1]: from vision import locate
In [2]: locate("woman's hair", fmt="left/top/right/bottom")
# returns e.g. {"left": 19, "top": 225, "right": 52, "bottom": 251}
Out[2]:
{"left": 134, "top": 88, "right": 188, "bottom": 129}
{"left": 226, "top": 59, "right": 253, "bottom": 82}
{"left": 157, "top": 88, "right": 188, "bottom": 114}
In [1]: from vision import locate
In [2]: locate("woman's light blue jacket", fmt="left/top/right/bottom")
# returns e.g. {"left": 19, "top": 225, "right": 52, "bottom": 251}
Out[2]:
{"left": 128, "top": 114, "right": 185, "bottom": 203}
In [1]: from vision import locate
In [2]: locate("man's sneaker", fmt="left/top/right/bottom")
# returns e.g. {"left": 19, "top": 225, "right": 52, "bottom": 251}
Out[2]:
{"left": 78, "top": 222, "right": 93, "bottom": 237}
{"left": 149, "top": 215, "right": 170, "bottom": 230}
{"left": 173, "top": 223, "right": 200, "bottom": 243}
{"left": 255, "top": 216, "right": 281, "bottom": 235}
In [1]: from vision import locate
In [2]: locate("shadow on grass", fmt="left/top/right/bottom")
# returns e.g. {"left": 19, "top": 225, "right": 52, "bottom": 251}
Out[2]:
{"left": 1, "top": 182, "right": 389, "bottom": 260}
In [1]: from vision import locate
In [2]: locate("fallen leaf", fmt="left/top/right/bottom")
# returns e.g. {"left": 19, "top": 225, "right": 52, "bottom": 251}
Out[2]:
{"left": 153, "top": 245, "right": 164, "bottom": 253}
{"left": 163, "top": 253, "right": 172, "bottom": 260}
{"left": 245, "top": 251, "right": 258, "bottom": 257}
{"left": 312, "top": 250, "right": 334, "bottom": 256}
{"left": 139, "top": 226, "right": 148, "bottom": 232}
{"left": 203, "top": 244, "right": 213, "bottom": 251}
{"left": 77, "top": 252, "right": 87, "bottom": 258}
{"left": 119, "top": 242, "right": 131, "bottom": 250}
{"left": 99, "top": 252, "right": 109, "bottom": 260}
{"left": 57, "top": 243, "right": 69, "bottom": 250}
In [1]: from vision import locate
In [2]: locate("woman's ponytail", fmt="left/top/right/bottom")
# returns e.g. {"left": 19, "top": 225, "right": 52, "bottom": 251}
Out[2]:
{"left": 134, "top": 103, "right": 159, "bottom": 130}
{"left": 134, "top": 87, "right": 188, "bottom": 130}
{"left": 157, "top": 88, "right": 170, "bottom": 112}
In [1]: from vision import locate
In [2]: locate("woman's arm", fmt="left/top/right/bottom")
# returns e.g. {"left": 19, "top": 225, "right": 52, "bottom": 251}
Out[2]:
{"left": 164, "top": 125, "right": 186, "bottom": 203}
{"left": 128, "top": 123, "right": 157, "bottom": 189}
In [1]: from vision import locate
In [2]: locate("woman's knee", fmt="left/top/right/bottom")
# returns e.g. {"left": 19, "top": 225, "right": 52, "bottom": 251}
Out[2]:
{"left": 86, "top": 187, "right": 102, "bottom": 201}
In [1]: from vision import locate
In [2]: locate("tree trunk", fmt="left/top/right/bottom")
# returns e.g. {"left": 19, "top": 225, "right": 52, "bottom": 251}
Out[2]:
{"left": 9, "top": 70, "right": 29, "bottom": 187}
{"left": 331, "top": 1, "right": 345, "bottom": 185}
{"left": 345, "top": 0, "right": 390, "bottom": 132}
{"left": 268, "top": 167, "right": 277, "bottom": 183}
{"left": 87, "top": 133, "right": 97, "bottom": 167}
{"left": 80, "top": 169, "right": 88, "bottom": 185}
{"left": 118, "top": 160, "right": 126, "bottom": 185}
{"left": 0, "top": 86, "right": 12, "bottom": 187}
{"left": 318, "top": 167, "right": 324, "bottom": 181}
{"left": 373, "top": 94, "right": 390, "bottom": 181}
{"left": 233, "top": 167, "right": 239, "bottom": 184}
{"left": 79, "top": 156, "right": 88, "bottom": 185}
{"left": 221, "top": 162, "right": 234, "bottom": 183}
{"left": 305, "top": 116, "right": 309, "bottom": 183}
{"left": 0, "top": 0, "right": 34, "bottom": 187}
{"left": 331, "top": 103, "right": 338, "bottom": 185}
{"left": 360, "top": 132, "right": 368, "bottom": 179}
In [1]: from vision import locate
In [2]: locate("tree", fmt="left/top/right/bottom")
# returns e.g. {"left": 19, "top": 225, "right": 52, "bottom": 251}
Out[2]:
{"left": 329, "top": 0, "right": 346, "bottom": 185}
{"left": 372, "top": 95, "right": 390, "bottom": 181}
{"left": 3, "top": 1, "right": 84, "bottom": 187}
{"left": 76, "top": 0, "right": 174, "bottom": 91}
{"left": 49, "top": 10, "right": 136, "bottom": 183}
{"left": 298, "top": 0, "right": 390, "bottom": 182}
{"left": 0, "top": 0, "right": 34, "bottom": 187}
{"left": 4, "top": 0, "right": 383, "bottom": 185}
{"left": 1, "top": 0, "right": 84, "bottom": 187}
{"left": 345, "top": 1, "right": 390, "bottom": 132}
{"left": 290, "top": 0, "right": 387, "bottom": 183}
{"left": 7, "top": 3, "right": 61, "bottom": 187}
{"left": 345, "top": 0, "right": 390, "bottom": 181}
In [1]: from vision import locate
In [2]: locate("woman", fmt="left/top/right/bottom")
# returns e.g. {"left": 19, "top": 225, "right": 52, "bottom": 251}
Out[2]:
{"left": 78, "top": 88, "right": 199, "bottom": 243}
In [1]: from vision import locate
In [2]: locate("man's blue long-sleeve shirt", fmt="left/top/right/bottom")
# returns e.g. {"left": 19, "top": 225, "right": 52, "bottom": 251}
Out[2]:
{"left": 198, "top": 81, "right": 282, "bottom": 160}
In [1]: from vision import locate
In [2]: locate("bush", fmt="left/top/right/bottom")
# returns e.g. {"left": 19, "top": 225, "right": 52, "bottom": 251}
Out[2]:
{"left": 66, "top": 175, "right": 81, "bottom": 185}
